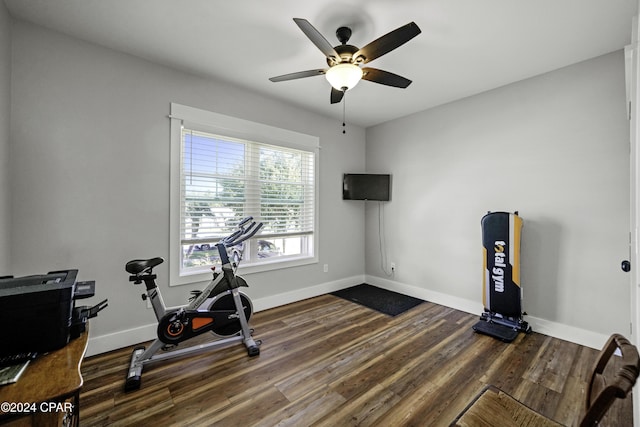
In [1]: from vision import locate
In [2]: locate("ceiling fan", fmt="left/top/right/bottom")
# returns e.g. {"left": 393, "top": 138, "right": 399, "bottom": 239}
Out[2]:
{"left": 269, "top": 18, "right": 421, "bottom": 104}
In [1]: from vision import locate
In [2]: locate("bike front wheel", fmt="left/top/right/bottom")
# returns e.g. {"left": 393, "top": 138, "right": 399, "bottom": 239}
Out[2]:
{"left": 207, "top": 290, "right": 253, "bottom": 336}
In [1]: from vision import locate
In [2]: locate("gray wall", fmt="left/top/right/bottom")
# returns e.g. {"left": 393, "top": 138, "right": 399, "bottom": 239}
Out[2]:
{"left": 365, "top": 51, "right": 631, "bottom": 341}
{"left": 9, "top": 20, "right": 366, "bottom": 353}
{"left": 5, "top": 14, "right": 632, "bottom": 352}
{"left": 0, "top": 1, "right": 11, "bottom": 272}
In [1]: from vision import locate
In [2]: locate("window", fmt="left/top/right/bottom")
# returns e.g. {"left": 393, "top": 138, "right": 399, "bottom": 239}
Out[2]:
{"left": 169, "top": 103, "right": 319, "bottom": 285}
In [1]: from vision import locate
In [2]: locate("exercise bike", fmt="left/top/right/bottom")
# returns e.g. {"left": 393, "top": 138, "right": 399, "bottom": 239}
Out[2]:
{"left": 123, "top": 217, "right": 263, "bottom": 391}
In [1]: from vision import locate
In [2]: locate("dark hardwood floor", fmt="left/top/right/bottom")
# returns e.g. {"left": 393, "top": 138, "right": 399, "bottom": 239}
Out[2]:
{"left": 79, "top": 294, "right": 633, "bottom": 426}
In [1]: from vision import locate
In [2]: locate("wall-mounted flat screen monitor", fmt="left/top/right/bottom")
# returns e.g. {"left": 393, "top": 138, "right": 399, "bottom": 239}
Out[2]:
{"left": 343, "top": 174, "right": 391, "bottom": 201}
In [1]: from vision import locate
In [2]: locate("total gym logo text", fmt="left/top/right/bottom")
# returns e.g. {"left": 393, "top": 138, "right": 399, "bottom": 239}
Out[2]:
{"left": 492, "top": 241, "right": 506, "bottom": 293}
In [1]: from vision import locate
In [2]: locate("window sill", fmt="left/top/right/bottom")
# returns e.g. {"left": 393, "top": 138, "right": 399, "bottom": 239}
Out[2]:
{"left": 170, "top": 255, "right": 318, "bottom": 287}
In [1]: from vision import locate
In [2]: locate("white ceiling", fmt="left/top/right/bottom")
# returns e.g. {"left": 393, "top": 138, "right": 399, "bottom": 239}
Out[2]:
{"left": 4, "top": 0, "right": 638, "bottom": 128}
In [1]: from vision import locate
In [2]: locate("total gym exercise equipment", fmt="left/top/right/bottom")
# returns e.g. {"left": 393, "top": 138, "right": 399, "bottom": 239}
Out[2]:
{"left": 124, "top": 217, "right": 262, "bottom": 391}
{"left": 473, "top": 211, "right": 531, "bottom": 342}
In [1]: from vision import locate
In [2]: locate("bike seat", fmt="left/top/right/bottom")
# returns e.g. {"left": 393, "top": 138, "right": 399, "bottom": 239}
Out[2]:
{"left": 125, "top": 257, "right": 164, "bottom": 275}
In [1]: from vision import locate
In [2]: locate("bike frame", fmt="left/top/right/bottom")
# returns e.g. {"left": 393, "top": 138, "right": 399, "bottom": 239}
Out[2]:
{"left": 128, "top": 264, "right": 256, "bottom": 369}
{"left": 125, "top": 218, "right": 262, "bottom": 391}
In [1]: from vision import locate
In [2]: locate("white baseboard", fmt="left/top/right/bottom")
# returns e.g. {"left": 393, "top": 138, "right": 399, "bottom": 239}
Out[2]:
{"left": 86, "top": 275, "right": 365, "bottom": 356}
{"left": 365, "top": 274, "right": 484, "bottom": 316}
{"left": 86, "top": 323, "right": 157, "bottom": 357}
{"left": 526, "top": 316, "right": 609, "bottom": 350}
{"left": 87, "top": 273, "right": 608, "bottom": 356}
{"left": 251, "top": 275, "right": 365, "bottom": 312}
{"left": 365, "top": 274, "right": 609, "bottom": 350}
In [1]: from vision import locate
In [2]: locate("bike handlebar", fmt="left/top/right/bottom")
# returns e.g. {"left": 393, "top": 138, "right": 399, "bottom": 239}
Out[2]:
{"left": 228, "top": 222, "right": 263, "bottom": 247}
{"left": 221, "top": 217, "right": 263, "bottom": 247}
{"left": 215, "top": 217, "right": 263, "bottom": 267}
{"left": 238, "top": 216, "right": 253, "bottom": 228}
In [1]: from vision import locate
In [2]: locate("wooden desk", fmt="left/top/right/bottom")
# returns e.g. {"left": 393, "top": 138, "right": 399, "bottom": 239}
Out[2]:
{"left": 0, "top": 326, "right": 89, "bottom": 427}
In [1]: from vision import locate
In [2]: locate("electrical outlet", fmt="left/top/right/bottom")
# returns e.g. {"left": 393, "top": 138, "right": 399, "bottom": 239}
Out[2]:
{"left": 390, "top": 262, "right": 396, "bottom": 272}
{"left": 323, "top": 264, "right": 329, "bottom": 273}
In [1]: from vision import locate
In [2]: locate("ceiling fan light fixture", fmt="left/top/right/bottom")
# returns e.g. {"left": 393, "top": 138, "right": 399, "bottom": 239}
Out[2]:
{"left": 325, "top": 63, "right": 363, "bottom": 91}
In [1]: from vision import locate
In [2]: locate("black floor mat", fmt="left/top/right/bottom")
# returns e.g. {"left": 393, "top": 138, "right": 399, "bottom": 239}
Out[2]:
{"left": 331, "top": 284, "right": 425, "bottom": 316}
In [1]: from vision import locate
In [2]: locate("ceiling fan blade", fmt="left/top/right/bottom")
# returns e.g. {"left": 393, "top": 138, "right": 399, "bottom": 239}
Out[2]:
{"left": 293, "top": 18, "right": 340, "bottom": 63}
{"left": 353, "top": 22, "right": 421, "bottom": 64}
{"left": 269, "top": 69, "right": 327, "bottom": 82}
{"left": 361, "top": 68, "right": 412, "bottom": 88}
{"left": 330, "top": 87, "right": 344, "bottom": 104}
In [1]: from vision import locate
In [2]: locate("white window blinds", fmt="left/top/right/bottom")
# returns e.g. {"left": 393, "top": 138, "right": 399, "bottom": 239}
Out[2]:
{"left": 180, "top": 128, "right": 315, "bottom": 246}
{"left": 169, "top": 103, "right": 319, "bottom": 283}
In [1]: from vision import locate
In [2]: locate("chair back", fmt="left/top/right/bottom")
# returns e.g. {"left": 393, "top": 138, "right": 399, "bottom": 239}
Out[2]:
{"left": 579, "top": 333, "right": 640, "bottom": 427}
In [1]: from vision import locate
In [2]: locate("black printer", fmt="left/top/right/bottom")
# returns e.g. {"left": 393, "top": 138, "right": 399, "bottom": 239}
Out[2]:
{"left": 0, "top": 270, "right": 107, "bottom": 356}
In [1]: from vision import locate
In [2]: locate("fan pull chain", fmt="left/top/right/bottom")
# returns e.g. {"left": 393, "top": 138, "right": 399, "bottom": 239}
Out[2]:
{"left": 342, "top": 90, "right": 346, "bottom": 134}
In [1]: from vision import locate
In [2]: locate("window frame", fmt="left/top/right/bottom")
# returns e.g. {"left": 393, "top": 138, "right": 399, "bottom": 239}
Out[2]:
{"left": 169, "top": 103, "right": 319, "bottom": 286}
